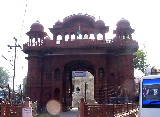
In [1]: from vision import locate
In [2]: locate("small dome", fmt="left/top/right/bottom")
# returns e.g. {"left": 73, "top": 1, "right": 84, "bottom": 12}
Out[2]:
{"left": 116, "top": 18, "right": 130, "bottom": 28}
{"left": 55, "top": 20, "right": 62, "bottom": 25}
{"left": 30, "top": 21, "right": 44, "bottom": 32}
{"left": 96, "top": 20, "right": 105, "bottom": 27}
{"left": 45, "top": 36, "right": 51, "bottom": 40}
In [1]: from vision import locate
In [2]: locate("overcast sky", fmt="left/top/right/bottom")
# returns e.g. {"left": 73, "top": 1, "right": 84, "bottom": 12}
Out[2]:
{"left": 0, "top": 0, "right": 159, "bottom": 88}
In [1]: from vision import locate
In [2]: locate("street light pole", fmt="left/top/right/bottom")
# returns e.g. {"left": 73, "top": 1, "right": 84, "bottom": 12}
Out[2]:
{"left": 7, "top": 37, "right": 21, "bottom": 92}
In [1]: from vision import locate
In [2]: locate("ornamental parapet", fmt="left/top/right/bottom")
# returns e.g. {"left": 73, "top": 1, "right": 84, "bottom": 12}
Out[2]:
{"left": 113, "top": 39, "right": 138, "bottom": 48}
{"left": 23, "top": 42, "right": 43, "bottom": 51}
{"left": 63, "top": 13, "right": 95, "bottom": 24}
{"left": 112, "top": 39, "right": 138, "bottom": 53}
{"left": 23, "top": 39, "right": 113, "bottom": 50}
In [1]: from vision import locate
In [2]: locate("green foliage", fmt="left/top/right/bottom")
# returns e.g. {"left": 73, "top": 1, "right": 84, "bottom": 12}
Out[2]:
{"left": 0, "top": 67, "right": 11, "bottom": 87}
{"left": 134, "top": 49, "right": 150, "bottom": 73}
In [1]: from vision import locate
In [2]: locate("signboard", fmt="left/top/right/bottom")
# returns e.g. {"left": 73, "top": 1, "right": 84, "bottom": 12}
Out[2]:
{"left": 72, "top": 71, "right": 86, "bottom": 77}
{"left": 22, "top": 107, "right": 32, "bottom": 117}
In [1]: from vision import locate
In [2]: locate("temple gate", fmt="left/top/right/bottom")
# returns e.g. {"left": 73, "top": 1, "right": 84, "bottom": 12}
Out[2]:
{"left": 23, "top": 13, "right": 138, "bottom": 111}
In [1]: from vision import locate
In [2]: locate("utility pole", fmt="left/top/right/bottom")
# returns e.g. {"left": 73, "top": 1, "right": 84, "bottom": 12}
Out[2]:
{"left": 85, "top": 82, "right": 88, "bottom": 102}
{"left": 7, "top": 37, "right": 21, "bottom": 92}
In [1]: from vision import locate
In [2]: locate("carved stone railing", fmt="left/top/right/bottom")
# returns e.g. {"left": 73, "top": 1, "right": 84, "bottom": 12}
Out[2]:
{"left": 79, "top": 98, "right": 138, "bottom": 117}
{"left": 0, "top": 97, "right": 37, "bottom": 117}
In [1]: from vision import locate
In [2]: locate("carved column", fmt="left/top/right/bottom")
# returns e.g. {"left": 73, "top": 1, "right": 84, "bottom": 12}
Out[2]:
{"left": 62, "top": 34, "right": 65, "bottom": 43}
{"left": 117, "top": 54, "right": 135, "bottom": 98}
{"left": 29, "top": 37, "right": 31, "bottom": 46}
{"left": 103, "top": 33, "right": 105, "bottom": 41}
{"left": 31, "top": 38, "right": 33, "bottom": 46}
{"left": 88, "top": 34, "right": 90, "bottom": 39}
{"left": 94, "top": 33, "right": 97, "bottom": 40}
{"left": 53, "top": 33, "right": 57, "bottom": 44}
{"left": 69, "top": 34, "right": 71, "bottom": 41}
{"left": 75, "top": 33, "right": 77, "bottom": 40}
{"left": 82, "top": 34, "right": 84, "bottom": 39}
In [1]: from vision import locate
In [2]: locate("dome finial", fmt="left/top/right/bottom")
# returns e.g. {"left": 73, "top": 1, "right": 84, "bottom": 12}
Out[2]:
{"left": 36, "top": 20, "right": 40, "bottom": 23}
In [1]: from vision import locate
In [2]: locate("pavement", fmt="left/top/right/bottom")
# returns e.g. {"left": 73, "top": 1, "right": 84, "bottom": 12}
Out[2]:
{"left": 58, "top": 108, "right": 78, "bottom": 117}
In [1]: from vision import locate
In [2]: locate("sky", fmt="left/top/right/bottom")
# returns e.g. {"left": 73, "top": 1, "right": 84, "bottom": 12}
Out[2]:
{"left": 0, "top": 0, "right": 160, "bottom": 89}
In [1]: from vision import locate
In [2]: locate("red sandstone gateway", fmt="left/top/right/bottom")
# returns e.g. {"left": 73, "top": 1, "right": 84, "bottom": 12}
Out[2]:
{"left": 23, "top": 13, "right": 138, "bottom": 111}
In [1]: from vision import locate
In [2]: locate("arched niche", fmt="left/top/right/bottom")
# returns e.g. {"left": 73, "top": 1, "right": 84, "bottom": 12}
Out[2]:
{"left": 65, "top": 33, "right": 69, "bottom": 41}
{"left": 57, "top": 35, "right": 62, "bottom": 44}
{"left": 98, "top": 67, "right": 105, "bottom": 81}
{"left": 54, "top": 68, "right": 60, "bottom": 81}
{"left": 71, "top": 32, "right": 75, "bottom": 41}
{"left": 89, "top": 32, "right": 95, "bottom": 40}
{"left": 77, "top": 34, "right": 82, "bottom": 39}
{"left": 83, "top": 32, "right": 88, "bottom": 39}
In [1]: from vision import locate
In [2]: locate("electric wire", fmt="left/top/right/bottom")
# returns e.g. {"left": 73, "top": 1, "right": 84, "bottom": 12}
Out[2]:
{"left": 17, "top": 0, "right": 28, "bottom": 70}
{"left": 19, "top": 0, "right": 28, "bottom": 42}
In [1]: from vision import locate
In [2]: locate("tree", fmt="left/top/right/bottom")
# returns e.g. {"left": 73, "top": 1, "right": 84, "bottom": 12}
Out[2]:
{"left": 0, "top": 67, "right": 11, "bottom": 87}
{"left": 134, "top": 49, "right": 150, "bottom": 73}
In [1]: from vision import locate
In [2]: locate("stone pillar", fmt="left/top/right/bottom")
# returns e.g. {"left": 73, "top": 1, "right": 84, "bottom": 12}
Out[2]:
{"left": 94, "top": 67, "right": 99, "bottom": 103}
{"left": 31, "top": 38, "right": 33, "bottom": 46}
{"left": 29, "top": 37, "right": 31, "bottom": 46}
{"left": 53, "top": 33, "right": 57, "bottom": 44}
{"left": 62, "top": 34, "right": 65, "bottom": 43}
{"left": 94, "top": 33, "right": 97, "bottom": 44}
{"left": 88, "top": 34, "right": 90, "bottom": 39}
{"left": 69, "top": 34, "right": 71, "bottom": 41}
{"left": 117, "top": 55, "right": 135, "bottom": 99}
{"left": 103, "top": 33, "right": 105, "bottom": 41}
{"left": 82, "top": 34, "right": 84, "bottom": 39}
{"left": 79, "top": 98, "right": 85, "bottom": 117}
{"left": 94, "top": 33, "right": 97, "bottom": 40}
{"left": 40, "top": 37, "right": 44, "bottom": 46}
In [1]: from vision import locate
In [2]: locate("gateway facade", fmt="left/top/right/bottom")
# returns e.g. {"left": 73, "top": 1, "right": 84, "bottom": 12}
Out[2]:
{"left": 23, "top": 13, "right": 138, "bottom": 111}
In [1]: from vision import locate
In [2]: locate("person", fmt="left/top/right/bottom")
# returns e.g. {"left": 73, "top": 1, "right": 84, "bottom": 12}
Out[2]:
{"left": 146, "top": 90, "right": 158, "bottom": 100}
{"left": 156, "top": 89, "right": 160, "bottom": 98}
{"left": 135, "top": 92, "right": 139, "bottom": 103}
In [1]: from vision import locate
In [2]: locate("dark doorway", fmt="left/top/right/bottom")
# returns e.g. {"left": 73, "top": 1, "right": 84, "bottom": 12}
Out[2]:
{"left": 63, "top": 60, "right": 95, "bottom": 110}
{"left": 54, "top": 88, "right": 60, "bottom": 102}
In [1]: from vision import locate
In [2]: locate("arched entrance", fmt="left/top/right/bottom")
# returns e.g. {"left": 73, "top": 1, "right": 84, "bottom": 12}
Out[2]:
{"left": 63, "top": 60, "right": 95, "bottom": 110}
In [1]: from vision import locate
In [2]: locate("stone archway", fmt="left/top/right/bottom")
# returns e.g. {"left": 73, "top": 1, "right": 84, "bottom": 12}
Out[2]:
{"left": 24, "top": 14, "right": 138, "bottom": 111}
{"left": 63, "top": 60, "right": 95, "bottom": 110}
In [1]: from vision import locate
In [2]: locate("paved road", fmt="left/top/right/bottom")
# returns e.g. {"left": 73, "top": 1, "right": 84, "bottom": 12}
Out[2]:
{"left": 59, "top": 108, "right": 78, "bottom": 117}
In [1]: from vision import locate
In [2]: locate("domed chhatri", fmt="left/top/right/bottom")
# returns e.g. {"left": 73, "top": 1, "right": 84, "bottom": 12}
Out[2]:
{"left": 30, "top": 21, "right": 44, "bottom": 32}
{"left": 95, "top": 19, "right": 105, "bottom": 27}
{"left": 116, "top": 18, "right": 131, "bottom": 28}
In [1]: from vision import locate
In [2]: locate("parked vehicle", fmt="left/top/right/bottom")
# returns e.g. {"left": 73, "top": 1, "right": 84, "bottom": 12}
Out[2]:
{"left": 139, "top": 75, "right": 160, "bottom": 117}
